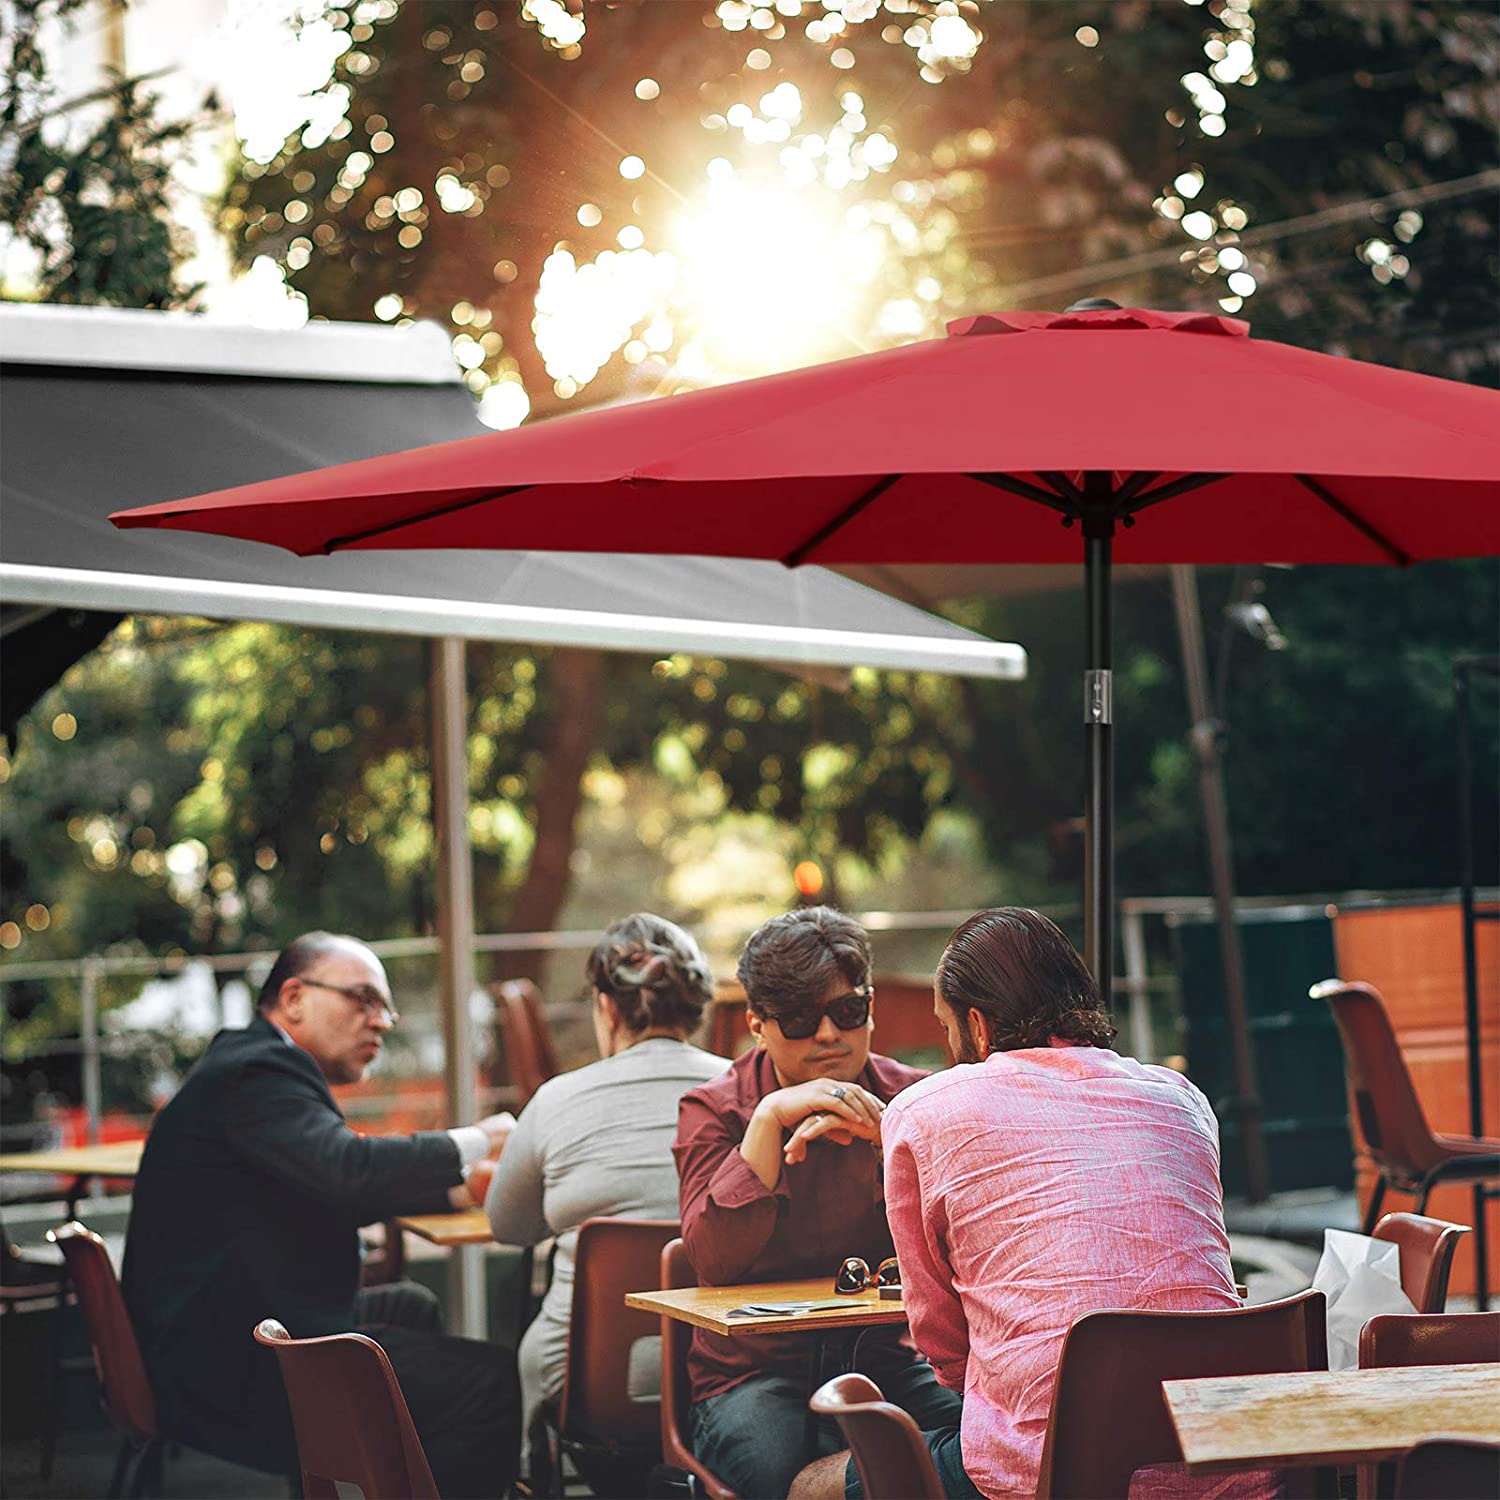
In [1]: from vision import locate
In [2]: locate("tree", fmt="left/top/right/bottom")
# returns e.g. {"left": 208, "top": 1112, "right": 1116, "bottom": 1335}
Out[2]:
{"left": 0, "top": 0, "right": 204, "bottom": 307}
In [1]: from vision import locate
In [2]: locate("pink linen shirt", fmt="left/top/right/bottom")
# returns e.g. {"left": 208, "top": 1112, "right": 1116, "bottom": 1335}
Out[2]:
{"left": 883, "top": 1044, "right": 1244, "bottom": 1500}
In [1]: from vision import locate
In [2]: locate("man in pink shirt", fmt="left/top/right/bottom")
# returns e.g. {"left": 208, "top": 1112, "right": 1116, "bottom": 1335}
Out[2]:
{"left": 791, "top": 908, "right": 1243, "bottom": 1500}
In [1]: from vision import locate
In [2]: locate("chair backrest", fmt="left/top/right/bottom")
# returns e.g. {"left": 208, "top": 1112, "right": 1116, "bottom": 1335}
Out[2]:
{"left": 1396, "top": 1439, "right": 1500, "bottom": 1499}
{"left": 810, "top": 1373, "right": 944, "bottom": 1500}
{"left": 1371, "top": 1212, "right": 1470, "bottom": 1313}
{"left": 492, "top": 980, "right": 558, "bottom": 1103}
{"left": 1359, "top": 1311, "right": 1500, "bottom": 1370}
{"left": 559, "top": 1217, "right": 679, "bottom": 1448}
{"left": 253, "top": 1318, "right": 439, "bottom": 1500}
{"left": 1315, "top": 980, "right": 1444, "bottom": 1175}
{"left": 1035, "top": 1289, "right": 1328, "bottom": 1500}
{"left": 659, "top": 1238, "right": 738, "bottom": 1500}
{"left": 46, "top": 1221, "right": 156, "bottom": 1440}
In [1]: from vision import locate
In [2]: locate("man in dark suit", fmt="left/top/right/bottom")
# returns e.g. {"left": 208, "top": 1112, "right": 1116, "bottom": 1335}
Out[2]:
{"left": 123, "top": 931, "right": 520, "bottom": 1497}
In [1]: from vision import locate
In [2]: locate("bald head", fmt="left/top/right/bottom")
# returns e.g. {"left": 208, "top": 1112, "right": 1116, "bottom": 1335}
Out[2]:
{"left": 256, "top": 932, "right": 393, "bottom": 1085}
{"left": 256, "top": 931, "right": 376, "bottom": 1013}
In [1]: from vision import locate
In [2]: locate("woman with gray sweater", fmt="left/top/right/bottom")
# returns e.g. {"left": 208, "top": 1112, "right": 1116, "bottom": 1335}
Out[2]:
{"left": 484, "top": 913, "right": 729, "bottom": 1446}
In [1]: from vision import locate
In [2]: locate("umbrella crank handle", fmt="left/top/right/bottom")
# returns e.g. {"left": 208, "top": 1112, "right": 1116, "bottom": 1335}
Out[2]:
{"left": 1085, "top": 670, "right": 1113, "bottom": 724}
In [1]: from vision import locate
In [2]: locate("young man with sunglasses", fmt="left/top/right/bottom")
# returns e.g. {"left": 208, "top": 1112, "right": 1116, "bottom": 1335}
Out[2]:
{"left": 123, "top": 931, "right": 522, "bottom": 1497}
{"left": 674, "top": 907, "right": 961, "bottom": 1499}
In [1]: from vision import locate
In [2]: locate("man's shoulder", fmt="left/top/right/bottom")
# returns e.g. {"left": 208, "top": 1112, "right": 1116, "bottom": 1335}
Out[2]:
{"left": 864, "top": 1051, "right": 929, "bottom": 1100}
{"left": 679, "top": 1045, "right": 760, "bottom": 1112}
{"left": 882, "top": 1059, "right": 967, "bottom": 1114}
{"left": 177, "top": 1019, "right": 324, "bottom": 1099}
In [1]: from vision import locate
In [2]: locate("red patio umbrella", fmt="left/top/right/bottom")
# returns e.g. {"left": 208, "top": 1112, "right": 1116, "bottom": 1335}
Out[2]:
{"left": 113, "top": 303, "right": 1500, "bottom": 989}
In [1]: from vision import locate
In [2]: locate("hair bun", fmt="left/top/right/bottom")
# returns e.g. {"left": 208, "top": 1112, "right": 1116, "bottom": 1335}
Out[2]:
{"left": 586, "top": 913, "right": 714, "bottom": 1038}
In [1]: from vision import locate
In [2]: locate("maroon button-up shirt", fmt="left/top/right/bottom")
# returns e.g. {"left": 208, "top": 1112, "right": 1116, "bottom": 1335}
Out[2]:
{"left": 673, "top": 1046, "right": 927, "bottom": 1403}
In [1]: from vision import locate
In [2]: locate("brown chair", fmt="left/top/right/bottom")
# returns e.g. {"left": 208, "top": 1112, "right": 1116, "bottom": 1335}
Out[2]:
{"left": 1359, "top": 1310, "right": 1500, "bottom": 1369}
{"left": 1396, "top": 1439, "right": 1500, "bottom": 1499}
{"left": 1357, "top": 1312, "right": 1500, "bottom": 1500}
{"left": 46, "top": 1221, "right": 162, "bottom": 1499}
{"left": 493, "top": 979, "right": 560, "bottom": 1104}
{"left": 659, "top": 1238, "right": 739, "bottom": 1500}
{"left": 809, "top": 1372, "right": 944, "bottom": 1500}
{"left": 1035, "top": 1289, "right": 1329, "bottom": 1500}
{"left": 254, "top": 1317, "right": 439, "bottom": 1499}
{"left": 530, "top": 1217, "right": 680, "bottom": 1497}
{"left": 1371, "top": 1212, "right": 1470, "bottom": 1313}
{"left": 1314, "top": 982, "right": 1500, "bottom": 1235}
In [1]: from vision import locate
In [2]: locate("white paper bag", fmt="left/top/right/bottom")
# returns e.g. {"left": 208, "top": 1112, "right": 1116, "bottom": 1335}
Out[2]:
{"left": 1312, "top": 1227, "right": 1418, "bottom": 1370}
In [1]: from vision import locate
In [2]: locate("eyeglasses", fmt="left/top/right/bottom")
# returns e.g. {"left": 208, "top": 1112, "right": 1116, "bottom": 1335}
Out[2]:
{"left": 299, "top": 978, "right": 399, "bottom": 1026}
{"left": 835, "top": 1256, "right": 900, "bottom": 1297}
{"left": 766, "top": 986, "right": 872, "bottom": 1041}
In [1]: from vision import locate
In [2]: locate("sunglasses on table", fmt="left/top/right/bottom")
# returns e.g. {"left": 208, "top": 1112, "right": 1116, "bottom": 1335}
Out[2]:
{"left": 299, "top": 978, "right": 400, "bottom": 1026}
{"left": 765, "top": 985, "right": 873, "bottom": 1040}
{"left": 835, "top": 1255, "right": 901, "bottom": 1297}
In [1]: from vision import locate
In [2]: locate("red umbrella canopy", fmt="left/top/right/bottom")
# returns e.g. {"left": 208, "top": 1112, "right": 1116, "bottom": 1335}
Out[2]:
{"left": 113, "top": 307, "right": 1500, "bottom": 567}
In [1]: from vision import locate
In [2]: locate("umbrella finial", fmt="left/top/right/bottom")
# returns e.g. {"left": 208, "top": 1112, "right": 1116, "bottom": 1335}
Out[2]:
{"left": 1065, "top": 297, "right": 1122, "bottom": 312}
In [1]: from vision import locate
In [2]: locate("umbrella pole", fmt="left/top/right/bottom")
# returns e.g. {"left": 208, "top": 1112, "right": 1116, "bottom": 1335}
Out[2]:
{"left": 1082, "top": 475, "right": 1114, "bottom": 994}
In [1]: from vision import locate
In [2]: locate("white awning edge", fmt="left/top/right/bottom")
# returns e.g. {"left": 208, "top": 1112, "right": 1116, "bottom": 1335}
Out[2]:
{"left": 0, "top": 304, "right": 462, "bottom": 385}
{"left": 1, "top": 564, "right": 1028, "bottom": 679}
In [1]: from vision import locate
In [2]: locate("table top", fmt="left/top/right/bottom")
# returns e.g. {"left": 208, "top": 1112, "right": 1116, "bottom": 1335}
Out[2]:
{"left": 394, "top": 1208, "right": 493, "bottom": 1246}
{"left": 1164, "top": 1362, "right": 1500, "bottom": 1472}
{"left": 0, "top": 1140, "right": 145, "bottom": 1177}
{"left": 625, "top": 1278, "right": 907, "bottom": 1337}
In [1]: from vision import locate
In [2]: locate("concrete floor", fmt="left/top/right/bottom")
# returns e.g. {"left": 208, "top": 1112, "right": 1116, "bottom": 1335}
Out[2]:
{"left": 1, "top": 1426, "right": 287, "bottom": 1500}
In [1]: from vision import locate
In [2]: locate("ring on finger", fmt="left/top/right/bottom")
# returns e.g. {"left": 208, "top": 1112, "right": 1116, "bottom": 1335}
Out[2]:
{"left": 831, "top": 1085, "right": 848, "bottom": 1101}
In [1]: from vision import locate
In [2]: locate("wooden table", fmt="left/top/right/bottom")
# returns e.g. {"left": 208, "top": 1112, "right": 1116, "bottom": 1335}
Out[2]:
{"left": 394, "top": 1208, "right": 493, "bottom": 1246}
{"left": 0, "top": 1139, "right": 145, "bottom": 1215}
{"left": 625, "top": 1277, "right": 906, "bottom": 1337}
{"left": 0, "top": 1141, "right": 145, "bottom": 1177}
{"left": 1164, "top": 1362, "right": 1500, "bottom": 1472}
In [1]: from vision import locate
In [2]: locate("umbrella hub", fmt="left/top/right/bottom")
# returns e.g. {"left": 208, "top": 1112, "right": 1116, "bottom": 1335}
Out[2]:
{"left": 945, "top": 307, "right": 1249, "bottom": 338}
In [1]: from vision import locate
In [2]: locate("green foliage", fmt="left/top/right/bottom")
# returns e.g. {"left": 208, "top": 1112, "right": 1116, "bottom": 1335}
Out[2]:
{"left": 0, "top": 0, "right": 203, "bottom": 307}
{"left": 1, "top": 619, "right": 969, "bottom": 967}
{"left": 226, "top": 0, "right": 1498, "bottom": 423}
{"left": 963, "top": 562, "right": 1500, "bottom": 899}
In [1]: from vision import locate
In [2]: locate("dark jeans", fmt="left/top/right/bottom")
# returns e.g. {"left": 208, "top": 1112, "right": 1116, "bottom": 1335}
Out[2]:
{"left": 844, "top": 1425, "right": 982, "bottom": 1500}
{"left": 689, "top": 1342, "right": 962, "bottom": 1500}
{"left": 355, "top": 1281, "right": 521, "bottom": 1500}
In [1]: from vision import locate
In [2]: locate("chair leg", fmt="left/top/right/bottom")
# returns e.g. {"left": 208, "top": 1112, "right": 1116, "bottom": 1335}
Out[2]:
{"left": 107, "top": 1436, "right": 134, "bottom": 1499}
{"left": 1474, "top": 1182, "right": 1490, "bottom": 1312}
{"left": 39, "top": 1296, "right": 66, "bottom": 1481}
{"left": 120, "top": 1436, "right": 163, "bottom": 1499}
{"left": 1361, "top": 1174, "right": 1388, "bottom": 1234}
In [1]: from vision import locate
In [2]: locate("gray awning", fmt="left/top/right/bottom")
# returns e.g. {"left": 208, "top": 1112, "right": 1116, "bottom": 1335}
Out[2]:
{"left": 0, "top": 305, "right": 1024, "bottom": 679}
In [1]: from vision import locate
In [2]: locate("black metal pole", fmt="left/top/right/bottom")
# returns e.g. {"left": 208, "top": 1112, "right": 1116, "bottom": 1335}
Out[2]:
{"left": 1455, "top": 660, "right": 1489, "bottom": 1309}
{"left": 1082, "top": 474, "right": 1114, "bottom": 994}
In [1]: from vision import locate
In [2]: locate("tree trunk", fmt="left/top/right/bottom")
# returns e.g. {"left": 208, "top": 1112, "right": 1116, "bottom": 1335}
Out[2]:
{"left": 489, "top": 647, "right": 606, "bottom": 991}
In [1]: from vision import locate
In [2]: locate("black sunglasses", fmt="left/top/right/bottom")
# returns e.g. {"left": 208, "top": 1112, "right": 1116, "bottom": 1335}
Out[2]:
{"left": 835, "top": 1256, "right": 900, "bottom": 1297}
{"left": 766, "top": 986, "right": 872, "bottom": 1041}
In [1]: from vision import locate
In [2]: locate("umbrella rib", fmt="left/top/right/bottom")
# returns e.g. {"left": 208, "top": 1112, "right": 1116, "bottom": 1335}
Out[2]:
{"left": 1039, "top": 471, "right": 1085, "bottom": 504}
{"left": 321, "top": 485, "right": 536, "bottom": 552}
{"left": 1117, "top": 472, "right": 1228, "bottom": 518}
{"left": 1294, "top": 475, "right": 1412, "bottom": 564}
{"left": 782, "top": 474, "right": 903, "bottom": 566}
{"left": 971, "top": 472, "right": 1074, "bottom": 516}
{"left": 1113, "top": 472, "right": 1162, "bottom": 505}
